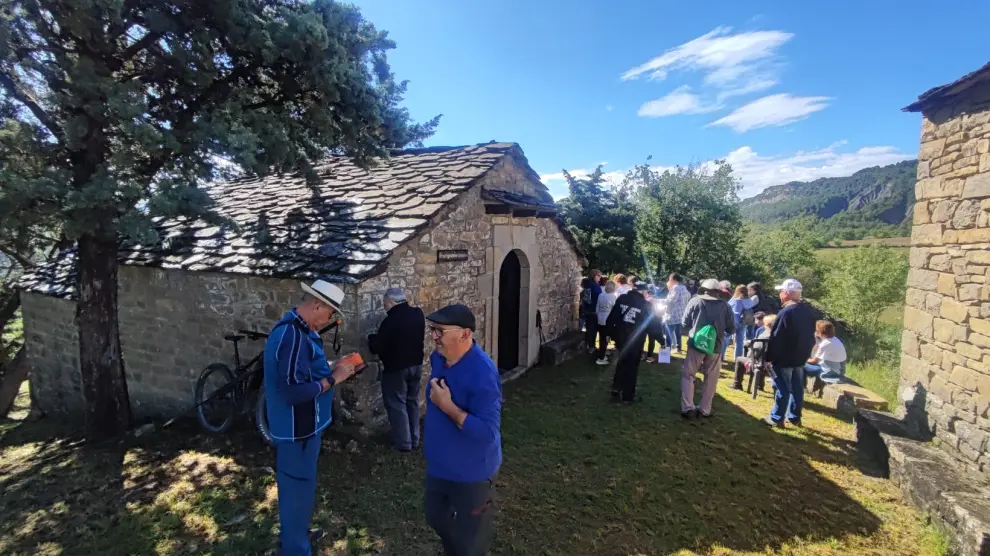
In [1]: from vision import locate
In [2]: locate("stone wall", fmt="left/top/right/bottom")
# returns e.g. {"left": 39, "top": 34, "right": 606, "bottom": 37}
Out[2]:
{"left": 24, "top": 267, "right": 362, "bottom": 423}
{"left": 21, "top": 292, "right": 82, "bottom": 415}
{"left": 901, "top": 83, "right": 990, "bottom": 477}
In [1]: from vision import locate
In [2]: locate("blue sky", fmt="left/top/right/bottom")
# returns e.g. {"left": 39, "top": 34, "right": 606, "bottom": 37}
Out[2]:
{"left": 359, "top": 0, "right": 990, "bottom": 199}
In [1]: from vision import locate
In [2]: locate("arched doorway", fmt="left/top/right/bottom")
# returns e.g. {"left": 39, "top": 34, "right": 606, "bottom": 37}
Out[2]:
{"left": 498, "top": 250, "right": 529, "bottom": 371}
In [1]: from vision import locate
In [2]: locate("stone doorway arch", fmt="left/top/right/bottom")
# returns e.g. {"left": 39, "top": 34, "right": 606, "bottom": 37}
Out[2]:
{"left": 497, "top": 249, "right": 531, "bottom": 371}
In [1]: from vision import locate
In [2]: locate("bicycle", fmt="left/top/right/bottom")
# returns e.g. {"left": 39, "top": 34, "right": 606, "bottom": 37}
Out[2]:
{"left": 193, "top": 320, "right": 343, "bottom": 446}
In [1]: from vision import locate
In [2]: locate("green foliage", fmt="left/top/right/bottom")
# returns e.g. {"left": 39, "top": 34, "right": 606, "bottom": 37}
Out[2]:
{"left": 631, "top": 160, "right": 745, "bottom": 280}
{"left": 557, "top": 167, "right": 638, "bottom": 274}
{"left": 823, "top": 245, "right": 909, "bottom": 332}
{"left": 741, "top": 222, "right": 822, "bottom": 296}
{"left": 740, "top": 160, "right": 916, "bottom": 242}
{"left": 0, "top": 0, "right": 439, "bottom": 245}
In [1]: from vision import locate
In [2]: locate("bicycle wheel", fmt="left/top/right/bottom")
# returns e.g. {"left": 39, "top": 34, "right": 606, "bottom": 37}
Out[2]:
{"left": 254, "top": 387, "right": 275, "bottom": 447}
{"left": 195, "top": 363, "right": 237, "bottom": 433}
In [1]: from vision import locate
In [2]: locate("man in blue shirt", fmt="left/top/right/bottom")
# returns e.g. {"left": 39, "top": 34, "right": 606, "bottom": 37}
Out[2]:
{"left": 264, "top": 280, "right": 359, "bottom": 555}
{"left": 423, "top": 304, "right": 502, "bottom": 556}
{"left": 764, "top": 278, "right": 817, "bottom": 428}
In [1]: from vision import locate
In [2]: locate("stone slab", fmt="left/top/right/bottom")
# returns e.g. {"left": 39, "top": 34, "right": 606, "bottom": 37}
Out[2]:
{"left": 538, "top": 330, "right": 584, "bottom": 368}
{"left": 812, "top": 380, "right": 890, "bottom": 417}
{"left": 856, "top": 409, "right": 990, "bottom": 556}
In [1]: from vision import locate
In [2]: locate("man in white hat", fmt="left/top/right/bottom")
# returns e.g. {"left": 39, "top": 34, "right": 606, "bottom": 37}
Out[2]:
{"left": 764, "top": 278, "right": 816, "bottom": 428}
{"left": 263, "top": 279, "right": 359, "bottom": 555}
{"left": 678, "top": 278, "right": 735, "bottom": 419}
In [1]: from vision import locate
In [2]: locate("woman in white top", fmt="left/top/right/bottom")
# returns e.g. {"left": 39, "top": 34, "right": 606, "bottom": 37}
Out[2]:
{"left": 805, "top": 320, "right": 847, "bottom": 384}
{"left": 594, "top": 281, "right": 618, "bottom": 365}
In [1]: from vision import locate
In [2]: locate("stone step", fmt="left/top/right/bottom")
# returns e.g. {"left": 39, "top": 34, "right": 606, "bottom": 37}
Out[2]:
{"left": 807, "top": 377, "right": 889, "bottom": 417}
{"left": 856, "top": 409, "right": 990, "bottom": 556}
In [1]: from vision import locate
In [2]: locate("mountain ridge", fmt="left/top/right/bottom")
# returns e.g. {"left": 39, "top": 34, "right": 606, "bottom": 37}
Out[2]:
{"left": 739, "top": 160, "right": 917, "bottom": 239}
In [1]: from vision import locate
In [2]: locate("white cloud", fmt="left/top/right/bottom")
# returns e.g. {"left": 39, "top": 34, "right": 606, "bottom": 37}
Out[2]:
{"left": 539, "top": 142, "right": 915, "bottom": 201}
{"left": 727, "top": 144, "right": 915, "bottom": 198}
{"left": 605, "top": 105, "right": 614, "bottom": 112}
{"left": 621, "top": 26, "right": 793, "bottom": 84}
{"left": 637, "top": 86, "right": 720, "bottom": 117}
{"left": 622, "top": 27, "right": 800, "bottom": 120}
{"left": 708, "top": 94, "right": 830, "bottom": 132}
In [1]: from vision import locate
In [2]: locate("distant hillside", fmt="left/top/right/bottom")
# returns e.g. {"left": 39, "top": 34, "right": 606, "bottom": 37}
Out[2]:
{"left": 740, "top": 160, "right": 917, "bottom": 239}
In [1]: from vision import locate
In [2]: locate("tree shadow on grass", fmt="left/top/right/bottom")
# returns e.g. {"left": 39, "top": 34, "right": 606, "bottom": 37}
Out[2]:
{"left": 0, "top": 416, "right": 435, "bottom": 556}
{"left": 492, "top": 360, "right": 887, "bottom": 555}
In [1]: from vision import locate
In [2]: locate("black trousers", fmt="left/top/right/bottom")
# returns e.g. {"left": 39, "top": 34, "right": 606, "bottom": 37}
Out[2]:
{"left": 611, "top": 340, "right": 642, "bottom": 401}
{"left": 425, "top": 474, "right": 498, "bottom": 556}
{"left": 584, "top": 317, "right": 597, "bottom": 349}
{"left": 733, "top": 358, "right": 767, "bottom": 391}
{"left": 645, "top": 332, "right": 666, "bottom": 358}
{"left": 595, "top": 326, "right": 609, "bottom": 360}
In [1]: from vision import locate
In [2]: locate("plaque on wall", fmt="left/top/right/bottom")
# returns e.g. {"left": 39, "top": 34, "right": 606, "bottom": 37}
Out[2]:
{"left": 437, "top": 249, "right": 469, "bottom": 263}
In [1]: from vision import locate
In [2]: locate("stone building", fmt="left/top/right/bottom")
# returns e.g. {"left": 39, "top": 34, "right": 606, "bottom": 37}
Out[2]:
{"left": 901, "top": 63, "right": 990, "bottom": 477}
{"left": 16, "top": 142, "right": 585, "bottom": 433}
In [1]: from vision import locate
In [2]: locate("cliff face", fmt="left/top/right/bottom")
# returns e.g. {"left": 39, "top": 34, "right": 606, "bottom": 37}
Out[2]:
{"left": 740, "top": 160, "right": 917, "bottom": 226}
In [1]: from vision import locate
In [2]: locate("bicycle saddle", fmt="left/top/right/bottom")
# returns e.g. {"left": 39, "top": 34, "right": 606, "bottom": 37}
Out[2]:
{"left": 224, "top": 334, "right": 246, "bottom": 342}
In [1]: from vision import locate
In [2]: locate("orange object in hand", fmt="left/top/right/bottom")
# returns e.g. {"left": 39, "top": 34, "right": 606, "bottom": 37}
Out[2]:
{"left": 340, "top": 352, "right": 368, "bottom": 375}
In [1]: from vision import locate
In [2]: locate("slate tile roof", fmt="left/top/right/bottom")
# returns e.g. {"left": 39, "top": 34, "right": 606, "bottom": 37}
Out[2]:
{"left": 17, "top": 142, "right": 575, "bottom": 299}
{"left": 903, "top": 61, "right": 990, "bottom": 112}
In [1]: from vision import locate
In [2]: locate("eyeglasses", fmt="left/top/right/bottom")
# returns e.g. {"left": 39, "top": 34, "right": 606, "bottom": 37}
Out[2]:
{"left": 428, "top": 325, "right": 463, "bottom": 338}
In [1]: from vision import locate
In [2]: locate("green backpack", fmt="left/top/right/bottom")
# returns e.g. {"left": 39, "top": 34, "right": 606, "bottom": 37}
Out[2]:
{"left": 691, "top": 324, "right": 718, "bottom": 355}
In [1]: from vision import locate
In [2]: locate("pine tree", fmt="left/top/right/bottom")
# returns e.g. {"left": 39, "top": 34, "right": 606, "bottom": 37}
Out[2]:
{"left": 0, "top": 0, "right": 438, "bottom": 439}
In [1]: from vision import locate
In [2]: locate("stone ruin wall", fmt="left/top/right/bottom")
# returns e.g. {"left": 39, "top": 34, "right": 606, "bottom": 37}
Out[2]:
{"left": 901, "top": 81, "right": 990, "bottom": 477}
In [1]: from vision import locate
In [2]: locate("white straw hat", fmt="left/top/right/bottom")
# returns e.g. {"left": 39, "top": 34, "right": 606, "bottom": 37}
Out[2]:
{"left": 301, "top": 280, "right": 345, "bottom": 311}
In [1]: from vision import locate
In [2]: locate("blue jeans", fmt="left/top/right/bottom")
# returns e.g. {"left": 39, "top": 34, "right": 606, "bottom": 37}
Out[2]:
{"left": 381, "top": 365, "right": 423, "bottom": 450}
{"left": 805, "top": 363, "right": 843, "bottom": 384}
{"left": 770, "top": 366, "right": 805, "bottom": 423}
{"left": 664, "top": 324, "right": 682, "bottom": 352}
{"left": 276, "top": 432, "right": 322, "bottom": 555}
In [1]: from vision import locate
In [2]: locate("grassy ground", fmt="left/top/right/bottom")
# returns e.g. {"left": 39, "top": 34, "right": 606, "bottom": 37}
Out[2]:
{"left": 0, "top": 356, "right": 946, "bottom": 556}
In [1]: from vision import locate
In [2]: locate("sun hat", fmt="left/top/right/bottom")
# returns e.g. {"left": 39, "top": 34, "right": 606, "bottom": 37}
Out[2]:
{"left": 698, "top": 278, "right": 722, "bottom": 300}
{"left": 301, "top": 279, "right": 345, "bottom": 311}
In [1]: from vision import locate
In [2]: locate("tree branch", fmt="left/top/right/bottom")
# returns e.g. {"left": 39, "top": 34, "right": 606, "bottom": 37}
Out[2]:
{"left": 0, "top": 72, "right": 63, "bottom": 141}
{"left": 139, "top": 66, "right": 254, "bottom": 179}
{"left": 113, "top": 31, "right": 165, "bottom": 71}
{"left": 0, "top": 243, "right": 37, "bottom": 270}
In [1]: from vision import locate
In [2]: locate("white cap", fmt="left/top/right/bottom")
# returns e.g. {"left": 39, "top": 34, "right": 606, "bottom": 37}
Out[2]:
{"left": 774, "top": 278, "right": 803, "bottom": 292}
{"left": 301, "top": 279, "right": 345, "bottom": 310}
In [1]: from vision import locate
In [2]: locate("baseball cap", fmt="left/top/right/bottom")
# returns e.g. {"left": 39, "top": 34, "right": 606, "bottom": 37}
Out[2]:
{"left": 774, "top": 278, "right": 803, "bottom": 292}
{"left": 301, "top": 279, "right": 345, "bottom": 311}
{"left": 426, "top": 304, "right": 476, "bottom": 331}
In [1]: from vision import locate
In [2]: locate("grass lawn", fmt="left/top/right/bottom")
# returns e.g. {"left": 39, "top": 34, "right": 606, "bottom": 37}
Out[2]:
{"left": 0, "top": 357, "right": 946, "bottom": 556}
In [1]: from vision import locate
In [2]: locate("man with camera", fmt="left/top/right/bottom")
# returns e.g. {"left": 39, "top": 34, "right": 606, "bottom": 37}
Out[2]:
{"left": 263, "top": 280, "right": 361, "bottom": 556}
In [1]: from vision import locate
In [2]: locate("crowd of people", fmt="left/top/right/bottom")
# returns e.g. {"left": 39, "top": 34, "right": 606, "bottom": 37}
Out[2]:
{"left": 579, "top": 271, "right": 848, "bottom": 425}
{"left": 260, "top": 269, "right": 848, "bottom": 555}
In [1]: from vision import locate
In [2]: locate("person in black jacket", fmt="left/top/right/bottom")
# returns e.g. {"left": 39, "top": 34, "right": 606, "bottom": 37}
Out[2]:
{"left": 606, "top": 281, "right": 654, "bottom": 404}
{"left": 764, "top": 279, "right": 817, "bottom": 428}
{"left": 368, "top": 288, "right": 426, "bottom": 451}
